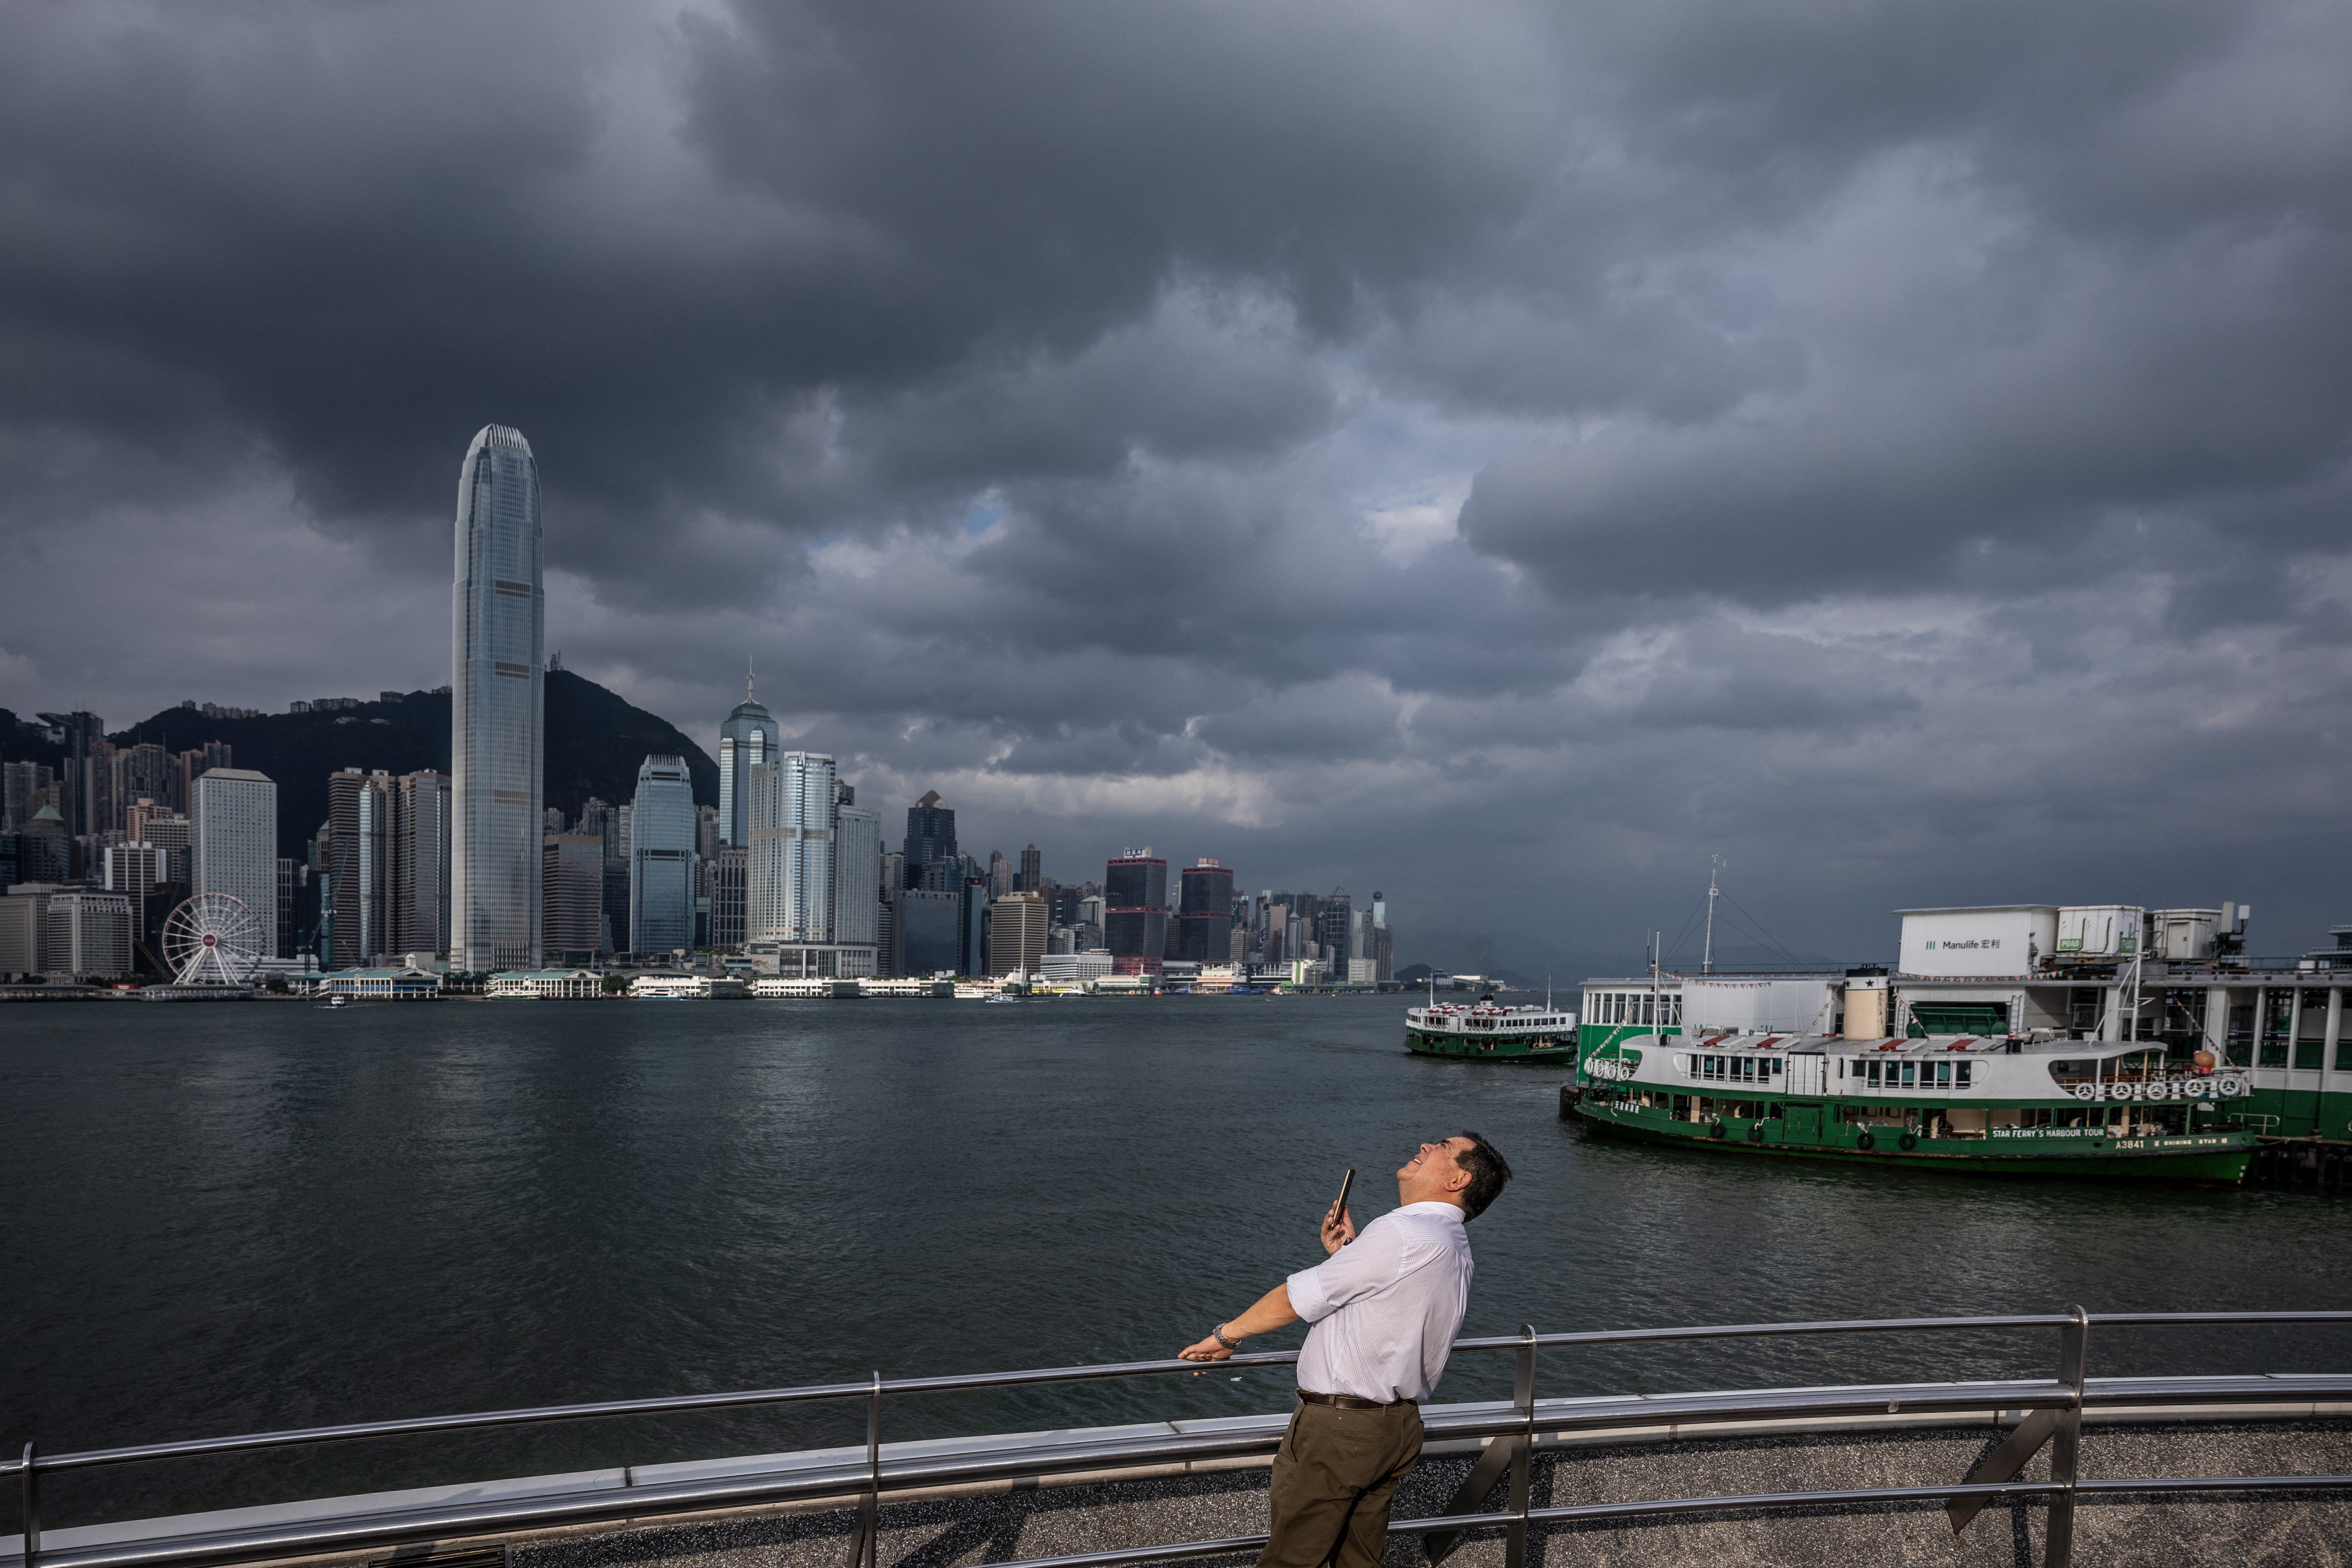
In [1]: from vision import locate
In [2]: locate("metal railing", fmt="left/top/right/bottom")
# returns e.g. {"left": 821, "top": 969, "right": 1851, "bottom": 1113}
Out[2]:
{"left": 9, "top": 1310, "right": 2352, "bottom": 1568}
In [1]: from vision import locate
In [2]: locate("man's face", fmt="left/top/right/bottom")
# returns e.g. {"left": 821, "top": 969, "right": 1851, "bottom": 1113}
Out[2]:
{"left": 1397, "top": 1135, "right": 1476, "bottom": 1203}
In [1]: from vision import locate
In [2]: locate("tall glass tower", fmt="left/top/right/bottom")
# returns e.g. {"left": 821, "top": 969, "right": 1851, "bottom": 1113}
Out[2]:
{"left": 717, "top": 668, "right": 775, "bottom": 849}
{"left": 628, "top": 755, "right": 697, "bottom": 956}
{"left": 747, "top": 751, "right": 837, "bottom": 944}
{"left": 449, "top": 424, "right": 544, "bottom": 972}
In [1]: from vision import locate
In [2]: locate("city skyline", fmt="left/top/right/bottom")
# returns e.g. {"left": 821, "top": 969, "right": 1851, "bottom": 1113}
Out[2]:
{"left": 5, "top": 4, "right": 2350, "bottom": 975}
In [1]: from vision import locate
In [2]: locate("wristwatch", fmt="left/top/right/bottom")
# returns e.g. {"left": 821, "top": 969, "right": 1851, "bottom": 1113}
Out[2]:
{"left": 1212, "top": 1324, "right": 1240, "bottom": 1350}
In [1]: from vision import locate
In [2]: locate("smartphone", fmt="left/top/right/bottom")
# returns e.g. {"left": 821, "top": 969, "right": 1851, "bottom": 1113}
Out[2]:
{"left": 1333, "top": 1167, "right": 1355, "bottom": 1222}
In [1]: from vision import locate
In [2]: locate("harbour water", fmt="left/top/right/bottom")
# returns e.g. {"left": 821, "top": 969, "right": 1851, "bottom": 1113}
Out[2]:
{"left": 5, "top": 995, "right": 2349, "bottom": 1524}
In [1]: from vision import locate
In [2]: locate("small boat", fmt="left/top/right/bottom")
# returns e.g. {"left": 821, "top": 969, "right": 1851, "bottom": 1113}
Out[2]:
{"left": 325, "top": 996, "right": 351, "bottom": 1010}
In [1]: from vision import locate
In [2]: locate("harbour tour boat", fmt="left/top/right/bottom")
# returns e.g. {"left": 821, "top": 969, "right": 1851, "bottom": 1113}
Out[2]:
{"left": 1575, "top": 1032, "right": 2258, "bottom": 1181}
{"left": 1406, "top": 999, "right": 1578, "bottom": 1063}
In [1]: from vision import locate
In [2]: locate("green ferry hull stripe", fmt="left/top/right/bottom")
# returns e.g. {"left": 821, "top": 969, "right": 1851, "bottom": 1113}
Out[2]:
{"left": 1576, "top": 1104, "right": 2254, "bottom": 1182}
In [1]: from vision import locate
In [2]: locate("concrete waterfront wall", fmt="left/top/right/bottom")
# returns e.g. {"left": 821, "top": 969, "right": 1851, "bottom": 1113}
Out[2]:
{"left": 504, "top": 1420, "right": 2352, "bottom": 1568}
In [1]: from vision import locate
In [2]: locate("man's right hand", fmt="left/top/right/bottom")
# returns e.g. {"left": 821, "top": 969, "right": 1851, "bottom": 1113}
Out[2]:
{"left": 1320, "top": 1200, "right": 1356, "bottom": 1255}
{"left": 1179, "top": 1333, "right": 1235, "bottom": 1362}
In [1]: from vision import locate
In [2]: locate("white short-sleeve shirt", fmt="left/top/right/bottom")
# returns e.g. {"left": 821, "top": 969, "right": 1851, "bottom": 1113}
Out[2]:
{"left": 1285, "top": 1201, "right": 1473, "bottom": 1403}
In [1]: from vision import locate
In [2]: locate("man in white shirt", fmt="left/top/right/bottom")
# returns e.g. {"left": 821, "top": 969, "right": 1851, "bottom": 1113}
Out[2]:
{"left": 1179, "top": 1132, "right": 1512, "bottom": 1568}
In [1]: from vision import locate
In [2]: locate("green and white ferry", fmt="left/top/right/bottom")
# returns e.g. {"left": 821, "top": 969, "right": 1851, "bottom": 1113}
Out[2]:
{"left": 1406, "top": 998, "right": 1578, "bottom": 1063}
{"left": 1576, "top": 1031, "right": 2257, "bottom": 1181}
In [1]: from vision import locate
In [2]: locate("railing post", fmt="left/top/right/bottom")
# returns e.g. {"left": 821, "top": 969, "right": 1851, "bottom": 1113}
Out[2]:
{"left": 843, "top": 1373, "right": 880, "bottom": 1568}
{"left": 1506, "top": 1324, "right": 1535, "bottom": 1568}
{"left": 2045, "top": 1307, "right": 2088, "bottom": 1568}
{"left": 19, "top": 1442, "right": 35, "bottom": 1568}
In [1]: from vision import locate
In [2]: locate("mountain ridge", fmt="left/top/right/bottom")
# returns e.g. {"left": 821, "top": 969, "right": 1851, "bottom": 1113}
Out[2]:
{"left": 72, "top": 671, "right": 717, "bottom": 858}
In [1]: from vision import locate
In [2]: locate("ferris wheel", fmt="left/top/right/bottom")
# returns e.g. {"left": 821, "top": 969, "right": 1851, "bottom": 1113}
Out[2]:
{"left": 162, "top": 893, "right": 266, "bottom": 986}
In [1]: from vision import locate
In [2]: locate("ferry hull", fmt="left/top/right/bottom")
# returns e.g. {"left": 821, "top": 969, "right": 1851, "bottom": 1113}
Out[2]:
{"left": 1575, "top": 1103, "right": 2254, "bottom": 1183}
{"left": 1407, "top": 1033, "right": 1575, "bottom": 1064}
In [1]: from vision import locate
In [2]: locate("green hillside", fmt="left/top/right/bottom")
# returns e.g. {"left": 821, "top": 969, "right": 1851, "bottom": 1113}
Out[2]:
{"left": 93, "top": 671, "right": 716, "bottom": 857}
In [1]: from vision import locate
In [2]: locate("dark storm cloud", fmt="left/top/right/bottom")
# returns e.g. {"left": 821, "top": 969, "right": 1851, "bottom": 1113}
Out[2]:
{"left": 5, "top": 0, "right": 2351, "bottom": 968}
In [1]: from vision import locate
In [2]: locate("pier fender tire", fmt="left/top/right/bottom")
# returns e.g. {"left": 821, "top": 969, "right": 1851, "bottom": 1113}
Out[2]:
{"left": 1709, "top": 1122, "right": 1726, "bottom": 1140}
{"left": 1898, "top": 1133, "right": 1918, "bottom": 1151}
{"left": 1747, "top": 1123, "right": 1765, "bottom": 1143}
{"left": 1857, "top": 1132, "right": 1876, "bottom": 1151}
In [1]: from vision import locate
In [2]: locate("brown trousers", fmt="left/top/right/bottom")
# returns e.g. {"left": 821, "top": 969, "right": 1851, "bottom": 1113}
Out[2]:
{"left": 1257, "top": 1398, "right": 1425, "bottom": 1568}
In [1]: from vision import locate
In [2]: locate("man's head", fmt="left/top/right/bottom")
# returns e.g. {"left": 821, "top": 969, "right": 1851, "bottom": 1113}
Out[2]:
{"left": 1396, "top": 1131, "right": 1512, "bottom": 1220}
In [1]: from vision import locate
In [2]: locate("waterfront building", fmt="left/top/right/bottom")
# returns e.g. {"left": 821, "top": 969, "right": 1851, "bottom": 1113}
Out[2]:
{"left": 710, "top": 847, "right": 748, "bottom": 950}
{"left": 327, "top": 769, "right": 393, "bottom": 968}
{"left": 744, "top": 751, "right": 875, "bottom": 976}
{"left": 449, "top": 423, "right": 544, "bottom": 972}
{"left": 487, "top": 968, "right": 603, "bottom": 999}
{"left": 1177, "top": 858, "right": 1235, "bottom": 965}
{"left": 191, "top": 768, "right": 278, "bottom": 956}
{"left": 903, "top": 789, "right": 956, "bottom": 887}
{"left": 628, "top": 755, "right": 697, "bottom": 957}
{"left": 0, "top": 885, "right": 57, "bottom": 976}
{"left": 988, "top": 891, "right": 1048, "bottom": 976}
{"left": 1317, "top": 888, "right": 1354, "bottom": 972}
{"left": 1038, "top": 950, "right": 1115, "bottom": 984}
{"left": 833, "top": 804, "right": 880, "bottom": 953}
{"left": 396, "top": 772, "right": 452, "bottom": 956}
{"left": 278, "top": 858, "right": 304, "bottom": 962}
{"left": 46, "top": 889, "right": 133, "bottom": 979}
{"left": 716, "top": 673, "right": 775, "bottom": 849}
{"left": 1104, "top": 852, "right": 1168, "bottom": 975}
{"left": 748, "top": 751, "right": 835, "bottom": 944}
{"left": 542, "top": 834, "right": 605, "bottom": 956}
{"left": 318, "top": 965, "right": 443, "bottom": 1000}
{"left": 893, "top": 887, "right": 959, "bottom": 976}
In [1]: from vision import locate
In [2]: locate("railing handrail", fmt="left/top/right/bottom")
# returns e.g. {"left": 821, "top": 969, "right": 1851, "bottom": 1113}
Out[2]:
{"left": 10, "top": 1308, "right": 2350, "bottom": 1477}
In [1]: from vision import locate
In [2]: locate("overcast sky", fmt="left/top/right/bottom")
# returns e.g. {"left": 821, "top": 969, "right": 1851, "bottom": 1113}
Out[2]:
{"left": 5, "top": 0, "right": 2349, "bottom": 974}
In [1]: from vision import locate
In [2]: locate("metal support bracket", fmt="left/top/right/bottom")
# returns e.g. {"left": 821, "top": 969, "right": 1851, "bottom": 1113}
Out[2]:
{"left": 1945, "top": 1307, "right": 2087, "bottom": 1568}
{"left": 1426, "top": 1326, "right": 1536, "bottom": 1567}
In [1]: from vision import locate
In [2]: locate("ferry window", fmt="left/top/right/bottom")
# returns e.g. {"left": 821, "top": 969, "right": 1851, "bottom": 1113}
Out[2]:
{"left": 1900, "top": 1062, "right": 1916, "bottom": 1087}
{"left": 1866, "top": 1060, "right": 1881, "bottom": 1086}
{"left": 1932, "top": 1062, "right": 1951, "bottom": 1087}
{"left": 1668, "top": 997, "right": 1683, "bottom": 1024}
{"left": 1956, "top": 1062, "right": 1973, "bottom": 1088}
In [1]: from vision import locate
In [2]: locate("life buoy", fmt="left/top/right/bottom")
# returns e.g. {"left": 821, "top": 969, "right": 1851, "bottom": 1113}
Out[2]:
{"left": 1709, "top": 1121, "right": 1726, "bottom": 1139}
{"left": 1898, "top": 1132, "right": 1918, "bottom": 1151}
{"left": 1747, "top": 1123, "right": 1765, "bottom": 1143}
{"left": 1857, "top": 1132, "right": 1876, "bottom": 1150}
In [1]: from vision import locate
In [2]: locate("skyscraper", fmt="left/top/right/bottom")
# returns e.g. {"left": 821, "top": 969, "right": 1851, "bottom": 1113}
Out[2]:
{"left": 988, "top": 891, "right": 1048, "bottom": 976}
{"left": 903, "top": 790, "right": 956, "bottom": 888}
{"left": 396, "top": 772, "right": 452, "bottom": 956}
{"left": 833, "top": 803, "right": 880, "bottom": 953}
{"left": 449, "top": 423, "right": 544, "bottom": 971}
{"left": 1105, "top": 852, "right": 1168, "bottom": 975}
{"left": 1177, "top": 858, "right": 1235, "bottom": 964}
{"left": 191, "top": 767, "right": 278, "bottom": 956}
{"left": 628, "top": 755, "right": 696, "bottom": 956}
{"left": 716, "top": 670, "right": 775, "bottom": 849}
{"left": 1018, "top": 844, "right": 1042, "bottom": 893}
{"left": 542, "top": 833, "right": 605, "bottom": 956}
{"left": 326, "top": 769, "right": 392, "bottom": 968}
{"left": 748, "top": 751, "right": 837, "bottom": 946}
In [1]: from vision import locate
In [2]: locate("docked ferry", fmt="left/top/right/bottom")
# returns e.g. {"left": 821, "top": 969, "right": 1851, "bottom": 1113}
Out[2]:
{"left": 1406, "top": 1000, "right": 1578, "bottom": 1062}
{"left": 1575, "top": 1032, "right": 2258, "bottom": 1181}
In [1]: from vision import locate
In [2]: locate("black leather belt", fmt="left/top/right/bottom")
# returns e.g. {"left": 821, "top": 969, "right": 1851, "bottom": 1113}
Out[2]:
{"left": 1297, "top": 1388, "right": 1416, "bottom": 1411}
